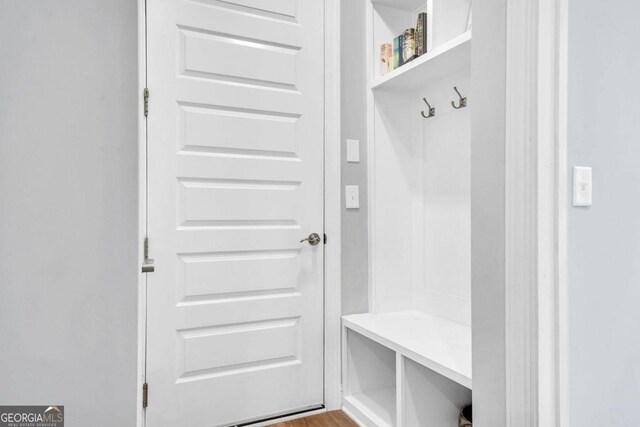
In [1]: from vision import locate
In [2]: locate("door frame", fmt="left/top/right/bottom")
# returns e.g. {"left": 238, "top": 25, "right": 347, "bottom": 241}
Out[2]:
{"left": 471, "top": 0, "right": 568, "bottom": 424}
{"left": 503, "top": 0, "right": 568, "bottom": 425}
{"left": 135, "top": 0, "right": 342, "bottom": 424}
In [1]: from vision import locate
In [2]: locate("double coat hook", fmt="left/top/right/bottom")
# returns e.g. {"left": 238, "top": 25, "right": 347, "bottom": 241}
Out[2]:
{"left": 451, "top": 86, "right": 467, "bottom": 109}
{"left": 421, "top": 87, "right": 467, "bottom": 118}
{"left": 421, "top": 98, "right": 435, "bottom": 118}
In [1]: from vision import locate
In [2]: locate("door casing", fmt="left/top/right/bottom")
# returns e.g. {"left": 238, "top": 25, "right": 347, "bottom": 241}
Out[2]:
{"left": 470, "top": 0, "right": 569, "bottom": 425}
{"left": 134, "top": 1, "right": 342, "bottom": 425}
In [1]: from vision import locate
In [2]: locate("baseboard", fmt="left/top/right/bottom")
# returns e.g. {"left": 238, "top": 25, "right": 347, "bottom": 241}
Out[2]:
{"left": 342, "top": 399, "right": 376, "bottom": 427}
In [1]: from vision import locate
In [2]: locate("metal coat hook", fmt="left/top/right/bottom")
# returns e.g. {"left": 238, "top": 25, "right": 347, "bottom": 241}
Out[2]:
{"left": 451, "top": 86, "right": 467, "bottom": 109}
{"left": 421, "top": 98, "right": 435, "bottom": 118}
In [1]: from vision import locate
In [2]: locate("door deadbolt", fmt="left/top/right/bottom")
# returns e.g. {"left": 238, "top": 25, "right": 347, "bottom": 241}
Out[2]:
{"left": 300, "top": 233, "right": 322, "bottom": 246}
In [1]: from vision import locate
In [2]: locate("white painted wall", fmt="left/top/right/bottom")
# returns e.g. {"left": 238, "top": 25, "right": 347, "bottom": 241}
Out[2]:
{"left": 341, "top": 0, "right": 369, "bottom": 315}
{"left": 418, "top": 71, "right": 471, "bottom": 327}
{"left": 0, "top": 2, "right": 139, "bottom": 426}
{"left": 470, "top": 0, "right": 507, "bottom": 425}
{"left": 567, "top": 1, "right": 640, "bottom": 425}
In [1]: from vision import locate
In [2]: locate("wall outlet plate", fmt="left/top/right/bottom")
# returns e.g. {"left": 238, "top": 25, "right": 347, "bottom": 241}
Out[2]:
{"left": 573, "top": 166, "right": 592, "bottom": 207}
{"left": 346, "top": 139, "right": 360, "bottom": 163}
{"left": 345, "top": 185, "right": 360, "bottom": 209}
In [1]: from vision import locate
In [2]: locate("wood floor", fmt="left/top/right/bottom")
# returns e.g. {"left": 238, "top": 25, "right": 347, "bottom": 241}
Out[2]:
{"left": 270, "top": 411, "right": 358, "bottom": 427}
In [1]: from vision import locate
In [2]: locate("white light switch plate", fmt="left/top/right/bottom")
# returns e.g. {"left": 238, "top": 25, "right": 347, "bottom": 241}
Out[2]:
{"left": 573, "top": 166, "right": 592, "bottom": 207}
{"left": 345, "top": 185, "right": 360, "bottom": 209}
{"left": 347, "top": 139, "right": 360, "bottom": 163}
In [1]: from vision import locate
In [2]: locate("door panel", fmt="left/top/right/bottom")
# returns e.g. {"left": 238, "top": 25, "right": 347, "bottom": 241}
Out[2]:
{"left": 178, "top": 103, "right": 299, "bottom": 156}
{"left": 177, "top": 249, "right": 300, "bottom": 299}
{"left": 210, "top": 0, "right": 298, "bottom": 19}
{"left": 146, "top": 0, "right": 325, "bottom": 425}
{"left": 179, "top": 28, "right": 298, "bottom": 86}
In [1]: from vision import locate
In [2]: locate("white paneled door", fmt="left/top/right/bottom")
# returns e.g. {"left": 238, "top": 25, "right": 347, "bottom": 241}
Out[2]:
{"left": 145, "top": 0, "right": 325, "bottom": 425}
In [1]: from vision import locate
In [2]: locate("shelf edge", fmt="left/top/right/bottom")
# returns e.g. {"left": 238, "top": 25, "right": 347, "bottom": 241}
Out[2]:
{"left": 343, "top": 392, "right": 395, "bottom": 427}
{"left": 370, "top": 31, "right": 472, "bottom": 91}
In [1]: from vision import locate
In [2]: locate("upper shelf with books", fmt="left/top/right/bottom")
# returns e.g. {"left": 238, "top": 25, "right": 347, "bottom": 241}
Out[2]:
{"left": 371, "top": 31, "right": 471, "bottom": 92}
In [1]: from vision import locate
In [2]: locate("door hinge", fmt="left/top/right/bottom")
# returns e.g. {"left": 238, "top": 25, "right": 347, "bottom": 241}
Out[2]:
{"left": 324, "top": 233, "right": 327, "bottom": 244}
{"left": 142, "top": 237, "right": 155, "bottom": 273}
{"left": 143, "top": 88, "right": 149, "bottom": 117}
{"left": 142, "top": 383, "right": 148, "bottom": 408}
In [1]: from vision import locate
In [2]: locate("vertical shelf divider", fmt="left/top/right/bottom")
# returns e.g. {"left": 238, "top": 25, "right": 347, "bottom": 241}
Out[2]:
{"left": 396, "top": 353, "right": 405, "bottom": 427}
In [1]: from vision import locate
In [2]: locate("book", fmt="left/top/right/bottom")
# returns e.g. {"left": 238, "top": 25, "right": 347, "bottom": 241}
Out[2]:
{"left": 402, "top": 28, "right": 416, "bottom": 63}
{"left": 398, "top": 33, "right": 405, "bottom": 67}
{"left": 380, "top": 43, "right": 388, "bottom": 76}
{"left": 416, "top": 12, "right": 428, "bottom": 56}
{"left": 385, "top": 43, "right": 392, "bottom": 73}
{"left": 392, "top": 36, "right": 400, "bottom": 70}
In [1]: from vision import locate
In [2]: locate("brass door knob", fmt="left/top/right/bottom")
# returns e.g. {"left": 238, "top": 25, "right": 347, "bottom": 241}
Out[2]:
{"left": 300, "top": 233, "right": 321, "bottom": 246}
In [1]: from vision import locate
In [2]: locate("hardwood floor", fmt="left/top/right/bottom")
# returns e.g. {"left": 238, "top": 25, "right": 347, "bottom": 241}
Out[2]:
{"left": 270, "top": 411, "right": 358, "bottom": 427}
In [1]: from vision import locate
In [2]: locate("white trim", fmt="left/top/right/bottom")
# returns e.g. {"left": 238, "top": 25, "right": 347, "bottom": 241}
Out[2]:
{"left": 504, "top": 0, "right": 568, "bottom": 425}
{"left": 556, "top": 0, "right": 569, "bottom": 423}
{"left": 136, "top": 0, "right": 147, "bottom": 425}
{"left": 324, "top": 0, "right": 343, "bottom": 411}
{"left": 137, "top": 0, "right": 343, "bottom": 421}
{"left": 505, "top": 0, "right": 538, "bottom": 424}
{"left": 538, "top": 0, "right": 569, "bottom": 424}
{"left": 341, "top": 324, "right": 349, "bottom": 409}
{"left": 341, "top": 405, "right": 368, "bottom": 427}
{"left": 364, "top": 0, "right": 376, "bottom": 313}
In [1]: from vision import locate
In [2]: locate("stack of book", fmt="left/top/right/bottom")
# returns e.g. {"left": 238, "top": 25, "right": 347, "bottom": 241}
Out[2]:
{"left": 380, "top": 12, "right": 428, "bottom": 76}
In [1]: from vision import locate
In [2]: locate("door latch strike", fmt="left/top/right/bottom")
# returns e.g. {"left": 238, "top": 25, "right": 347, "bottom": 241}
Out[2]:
{"left": 142, "top": 237, "right": 155, "bottom": 273}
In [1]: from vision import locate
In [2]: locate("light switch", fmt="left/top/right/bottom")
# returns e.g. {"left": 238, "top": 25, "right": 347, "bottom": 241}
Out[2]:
{"left": 347, "top": 139, "right": 360, "bottom": 163}
{"left": 345, "top": 185, "right": 360, "bottom": 209}
{"left": 573, "top": 166, "right": 592, "bottom": 207}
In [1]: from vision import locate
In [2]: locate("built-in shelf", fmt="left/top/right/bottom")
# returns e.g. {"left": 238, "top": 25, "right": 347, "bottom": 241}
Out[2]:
{"left": 371, "top": 31, "right": 471, "bottom": 91}
{"left": 343, "top": 310, "right": 472, "bottom": 389}
{"left": 343, "top": 387, "right": 396, "bottom": 427}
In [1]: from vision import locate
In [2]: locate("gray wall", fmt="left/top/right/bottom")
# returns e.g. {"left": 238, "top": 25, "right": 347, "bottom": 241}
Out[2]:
{"left": 567, "top": 1, "right": 640, "bottom": 425}
{"left": 0, "top": 2, "right": 139, "bottom": 426}
{"left": 340, "top": 0, "right": 369, "bottom": 315}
